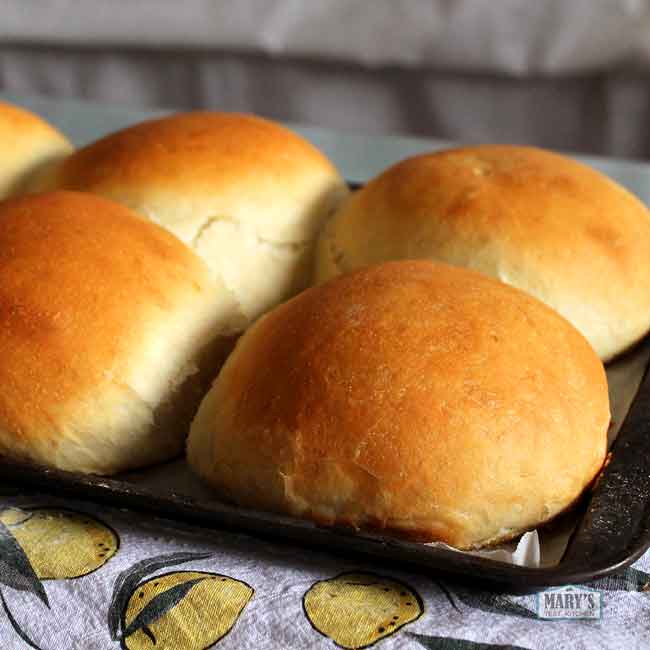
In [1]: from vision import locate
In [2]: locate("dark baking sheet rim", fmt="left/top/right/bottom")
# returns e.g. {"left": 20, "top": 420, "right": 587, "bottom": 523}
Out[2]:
{"left": 1, "top": 341, "right": 649, "bottom": 594}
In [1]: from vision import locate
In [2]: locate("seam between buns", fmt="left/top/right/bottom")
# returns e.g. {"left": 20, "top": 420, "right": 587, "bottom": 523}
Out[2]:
{"left": 324, "top": 221, "right": 347, "bottom": 275}
{"left": 189, "top": 214, "right": 308, "bottom": 327}
{"left": 176, "top": 214, "right": 249, "bottom": 331}
{"left": 190, "top": 214, "right": 311, "bottom": 252}
{"left": 114, "top": 380, "right": 158, "bottom": 414}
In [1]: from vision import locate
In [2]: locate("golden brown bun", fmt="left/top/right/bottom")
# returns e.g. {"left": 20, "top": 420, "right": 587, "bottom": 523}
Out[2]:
{"left": 188, "top": 260, "right": 609, "bottom": 549}
{"left": 0, "top": 191, "right": 241, "bottom": 475}
{"left": 316, "top": 145, "right": 650, "bottom": 361}
{"left": 34, "top": 111, "right": 349, "bottom": 325}
{"left": 0, "top": 101, "right": 72, "bottom": 199}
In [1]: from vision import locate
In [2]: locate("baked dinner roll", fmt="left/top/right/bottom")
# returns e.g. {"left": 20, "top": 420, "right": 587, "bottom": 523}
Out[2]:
{"left": 34, "top": 111, "right": 349, "bottom": 325}
{"left": 316, "top": 145, "right": 650, "bottom": 361}
{"left": 187, "top": 260, "right": 609, "bottom": 549}
{"left": 0, "top": 101, "right": 72, "bottom": 199}
{"left": 0, "top": 191, "right": 241, "bottom": 475}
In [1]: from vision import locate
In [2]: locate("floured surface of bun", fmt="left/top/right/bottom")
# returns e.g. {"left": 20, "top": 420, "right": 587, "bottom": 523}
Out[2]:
{"left": 188, "top": 261, "right": 609, "bottom": 549}
{"left": 316, "top": 145, "right": 650, "bottom": 361}
{"left": 35, "top": 111, "right": 349, "bottom": 324}
{"left": 0, "top": 101, "right": 72, "bottom": 199}
{"left": 0, "top": 191, "right": 239, "bottom": 474}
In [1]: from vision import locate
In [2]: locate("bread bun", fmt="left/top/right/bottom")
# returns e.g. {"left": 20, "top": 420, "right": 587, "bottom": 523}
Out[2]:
{"left": 187, "top": 260, "right": 609, "bottom": 549}
{"left": 34, "top": 111, "right": 349, "bottom": 325}
{"left": 0, "top": 101, "right": 72, "bottom": 199}
{"left": 316, "top": 145, "right": 650, "bottom": 361}
{"left": 0, "top": 191, "right": 240, "bottom": 475}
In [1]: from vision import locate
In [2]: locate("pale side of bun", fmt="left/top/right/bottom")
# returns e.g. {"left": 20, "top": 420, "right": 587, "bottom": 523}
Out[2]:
{"left": 33, "top": 111, "right": 349, "bottom": 324}
{"left": 188, "top": 261, "right": 610, "bottom": 550}
{"left": 0, "top": 101, "right": 72, "bottom": 199}
{"left": 0, "top": 191, "right": 241, "bottom": 475}
{"left": 316, "top": 145, "right": 650, "bottom": 361}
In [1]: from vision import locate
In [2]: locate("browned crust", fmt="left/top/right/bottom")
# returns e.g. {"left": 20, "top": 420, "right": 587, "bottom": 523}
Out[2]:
{"left": 0, "top": 101, "right": 70, "bottom": 144}
{"left": 0, "top": 101, "right": 72, "bottom": 197}
{"left": 188, "top": 260, "right": 610, "bottom": 549}
{"left": 35, "top": 111, "right": 344, "bottom": 222}
{"left": 317, "top": 145, "right": 650, "bottom": 360}
{"left": 0, "top": 190, "right": 212, "bottom": 441}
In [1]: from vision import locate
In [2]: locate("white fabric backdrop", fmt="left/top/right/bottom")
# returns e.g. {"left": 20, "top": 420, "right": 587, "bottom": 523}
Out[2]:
{"left": 2, "top": 0, "right": 650, "bottom": 157}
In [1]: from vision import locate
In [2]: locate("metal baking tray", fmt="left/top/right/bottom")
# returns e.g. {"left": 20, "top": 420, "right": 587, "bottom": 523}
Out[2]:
{"left": 1, "top": 334, "right": 649, "bottom": 594}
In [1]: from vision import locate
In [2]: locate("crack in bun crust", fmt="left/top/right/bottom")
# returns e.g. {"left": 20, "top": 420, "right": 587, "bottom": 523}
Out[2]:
{"left": 31, "top": 111, "right": 349, "bottom": 327}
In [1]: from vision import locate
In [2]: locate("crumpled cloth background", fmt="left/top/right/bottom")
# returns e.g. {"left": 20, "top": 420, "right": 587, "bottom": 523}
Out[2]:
{"left": 3, "top": 0, "right": 650, "bottom": 157}
{"left": 3, "top": 0, "right": 650, "bottom": 74}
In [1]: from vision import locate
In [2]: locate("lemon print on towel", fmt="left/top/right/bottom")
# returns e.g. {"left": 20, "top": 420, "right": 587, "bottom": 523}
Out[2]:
{"left": 304, "top": 572, "right": 423, "bottom": 649}
{"left": 0, "top": 506, "right": 118, "bottom": 579}
{"left": 0, "top": 506, "right": 119, "bottom": 650}
{"left": 108, "top": 553, "right": 253, "bottom": 649}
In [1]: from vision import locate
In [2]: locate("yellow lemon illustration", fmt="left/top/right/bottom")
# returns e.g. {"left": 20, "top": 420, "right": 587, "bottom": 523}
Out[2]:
{"left": 0, "top": 507, "right": 119, "bottom": 579}
{"left": 303, "top": 572, "right": 423, "bottom": 649}
{"left": 122, "top": 570, "right": 253, "bottom": 650}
